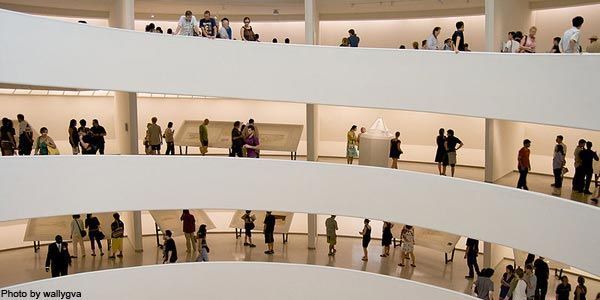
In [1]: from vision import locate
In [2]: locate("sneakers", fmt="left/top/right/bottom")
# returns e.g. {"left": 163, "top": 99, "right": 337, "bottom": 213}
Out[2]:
{"left": 264, "top": 250, "right": 274, "bottom": 254}
{"left": 249, "top": 244, "right": 256, "bottom": 248}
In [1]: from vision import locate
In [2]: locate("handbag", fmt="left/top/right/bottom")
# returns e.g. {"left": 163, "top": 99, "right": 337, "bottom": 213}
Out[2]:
{"left": 75, "top": 220, "right": 87, "bottom": 238}
{"left": 96, "top": 231, "right": 105, "bottom": 240}
{"left": 48, "top": 146, "right": 60, "bottom": 155}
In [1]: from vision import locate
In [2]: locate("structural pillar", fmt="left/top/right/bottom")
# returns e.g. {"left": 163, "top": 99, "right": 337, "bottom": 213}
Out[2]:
{"left": 305, "top": 0, "right": 319, "bottom": 250}
{"left": 109, "top": 0, "right": 143, "bottom": 252}
{"left": 483, "top": 0, "right": 533, "bottom": 266}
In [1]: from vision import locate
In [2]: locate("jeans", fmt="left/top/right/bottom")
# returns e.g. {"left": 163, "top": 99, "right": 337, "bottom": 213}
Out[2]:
{"left": 467, "top": 254, "right": 480, "bottom": 277}
{"left": 572, "top": 166, "right": 585, "bottom": 191}
{"left": 165, "top": 142, "right": 175, "bottom": 155}
{"left": 517, "top": 168, "right": 529, "bottom": 190}
{"left": 88, "top": 230, "right": 103, "bottom": 252}
{"left": 553, "top": 168, "right": 563, "bottom": 188}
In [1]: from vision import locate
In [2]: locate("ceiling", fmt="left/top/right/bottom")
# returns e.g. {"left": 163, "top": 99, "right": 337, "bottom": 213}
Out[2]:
{"left": 0, "top": 0, "right": 598, "bottom": 21}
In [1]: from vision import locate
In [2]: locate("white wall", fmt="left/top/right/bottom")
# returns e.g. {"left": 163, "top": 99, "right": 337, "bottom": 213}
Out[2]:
{"left": 0, "top": 156, "right": 598, "bottom": 275}
{"left": 2, "top": 9, "right": 598, "bottom": 131}
{"left": 5, "top": 262, "right": 477, "bottom": 299}
{"left": 487, "top": 119, "right": 526, "bottom": 182}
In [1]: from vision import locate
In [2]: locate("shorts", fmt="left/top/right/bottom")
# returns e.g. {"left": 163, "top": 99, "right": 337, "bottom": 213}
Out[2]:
{"left": 346, "top": 145, "right": 358, "bottom": 158}
{"left": 327, "top": 235, "right": 337, "bottom": 245}
{"left": 244, "top": 224, "right": 253, "bottom": 237}
{"left": 151, "top": 144, "right": 161, "bottom": 151}
{"left": 362, "top": 237, "right": 371, "bottom": 248}
{"left": 447, "top": 152, "right": 457, "bottom": 166}
{"left": 264, "top": 231, "right": 274, "bottom": 244}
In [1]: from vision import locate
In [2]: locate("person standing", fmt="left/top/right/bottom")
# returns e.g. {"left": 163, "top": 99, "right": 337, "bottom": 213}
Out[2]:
{"left": 426, "top": 27, "right": 441, "bottom": 50}
{"left": 230, "top": 121, "right": 244, "bottom": 157}
{"left": 146, "top": 117, "right": 162, "bottom": 155}
{"left": 398, "top": 225, "right": 416, "bottom": 267}
{"left": 435, "top": 128, "right": 447, "bottom": 175}
{"left": 199, "top": 119, "right": 209, "bottom": 156}
{"left": 519, "top": 26, "right": 537, "bottom": 53}
{"left": 325, "top": 215, "right": 338, "bottom": 256}
{"left": 500, "top": 265, "right": 515, "bottom": 300}
{"left": 550, "top": 37, "right": 562, "bottom": 53}
{"left": 197, "top": 224, "right": 209, "bottom": 262}
{"left": 517, "top": 139, "right": 532, "bottom": 190}
{"left": 263, "top": 211, "right": 276, "bottom": 255}
{"left": 174, "top": 10, "right": 200, "bottom": 36}
{"left": 524, "top": 264, "right": 537, "bottom": 300}
{"left": 443, "top": 38, "right": 453, "bottom": 50}
{"left": 180, "top": 210, "right": 197, "bottom": 253}
{"left": 163, "top": 122, "right": 175, "bottom": 155}
{"left": 561, "top": 16, "right": 584, "bottom": 53}
{"left": 70, "top": 215, "right": 86, "bottom": 258}
{"left": 552, "top": 144, "right": 566, "bottom": 196}
{"left": 240, "top": 17, "right": 255, "bottom": 41}
{"left": 68, "top": 119, "right": 79, "bottom": 155}
{"left": 573, "top": 139, "right": 587, "bottom": 192}
{"left": 162, "top": 230, "right": 178, "bottom": 264}
{"left": 380, "top": 221, "right": 393, "bottom": 258}
{"left": 85, "top": 214, "right": 104, "bottom": 257}
{"left": 452, "top": 21, "right": 466, "bottom": 53}
{"left": 503, "top": 32, "right": 519, "bottom": 53}
{"left": 474, "top": 268, "right": 495, "bottom": 300}
{"left": 340, "top": 37, "right": 349, "bottom": 47}
{"left": 347, "top": 125, "right": 359, "bottom": 164}
{"left": 0, "top": 118, "right": 16, "bottom": 156}
{"left": 199, "top": 11, "right": 217, "bottom": 38}
{"left": 556, "top": 276, "right": 572, "bottom": 300}
{"left": 359, "top": 219, "right": 371, "bottom": 261}
{"left": 243, "top": 125, "right": 260, "bottom": 158}
{"left": 444, "top": 129, "right": 464, "bottom": 177}
{"left": 16, "top": 114, "right": 33, "bottom": 155}
{"left": 90, "top": 119, "right": 107, "bottom": 155}
{"left": 241, "top": 210, "right": 256, "bottom": 247}
{"left": 109, "top": 213, "right": 124, "bottom": 259}
{"left": 574, "top": 276, "right": 587, "bottom": 300}
{"left": 465, "top": 237, "right": 480, "bottom": 278}
{"left": 348, "top": 29, "right": 360, "bottom": 47}
{"left": 78, "top": 119, "right": 94, "bottom": 155}
{"left": 45, "top": 235, "right": 71, "bottom": 278}
{"left": 389, "top": 132, "right": 402, "bottom": 169}
{"left": 513, "top": 268, "right": 528, "bottom": 300}
{"left": 580, "top": 141, "right": 599, "bottom": 194}
{"left": 34, "top": 127, "right": 57, "bottom": 155}
{"left": 218, "top": 18, "right": 233, "bottom": 40}
{"left": 534, "top": 257, "right": 549, "bottom": 300}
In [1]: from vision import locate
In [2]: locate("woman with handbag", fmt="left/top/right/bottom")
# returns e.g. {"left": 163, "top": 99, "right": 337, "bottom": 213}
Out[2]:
{"left": 85, "top": 214, "right": 104, "bottom": 256}
{"left": 34, "top": 127, "right": 57, "bottom": 155}
{"left": 109, "top": 213, "right": 125, "bottom": 259}
{"left": 70, "top": 215, "right": 86, "bottom": 258}
{"left": 346, "top": 125, "right": 359, "bottom": 164}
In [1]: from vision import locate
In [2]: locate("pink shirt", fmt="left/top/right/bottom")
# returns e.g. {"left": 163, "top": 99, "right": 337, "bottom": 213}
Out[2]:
{"left": 521, "top": 35, "right": 536, "bottom": 53}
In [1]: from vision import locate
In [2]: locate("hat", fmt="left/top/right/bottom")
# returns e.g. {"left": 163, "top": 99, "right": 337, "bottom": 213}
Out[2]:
{"left": 590, "top": 35, "right": 598, "bottom": 41}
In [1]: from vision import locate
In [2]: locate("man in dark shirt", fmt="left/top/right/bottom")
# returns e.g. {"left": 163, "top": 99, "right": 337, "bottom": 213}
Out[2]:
{"left": 199, "top": 10, "right": 217, "bottom": 38}
{"left": 45, "top": 235, "right": 72, "bottom": 277}
{"left": 263, "top": 211, "right": 276, "bottom": 255}
{"left": 464, "top": 238, "right": 480, "bottom": 278}
{"left": 348, "top": 29, "right": 360, "bottom": 47}
{"left": 534, "top": 257, "right": 550, "bottom": 300}
{"left": 452, "top": 21, "right": 465, "bottom": 53}
{"left": 180, "top": 210, "right": 197, "bottom": 253}
{"left": 444, "top": 129, "right": 464, "bottom": 177}
{"left": 90, "top": 119, "right": 107, "bottom": 155}
{"left": 580, "top": 141, "right": 599, "bottom": 194}
{"left": 163, "top": 230, "right": 178, "bottom": 264}
{"left": 230, "top": 121, "right": 244, "bottom": 157}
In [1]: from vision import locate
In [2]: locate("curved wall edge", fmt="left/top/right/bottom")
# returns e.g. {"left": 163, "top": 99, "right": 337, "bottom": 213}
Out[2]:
{"left": 0, "top": 156, "right": 598, "bottom": 275}
{"left": 0, "top": 9, "right": 598, "bottom": 131}
{"left": 5, "top": 262, "right": 476, "bottom": 299}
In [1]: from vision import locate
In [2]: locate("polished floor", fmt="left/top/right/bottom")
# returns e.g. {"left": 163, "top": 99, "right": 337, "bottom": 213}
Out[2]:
{"left": 1, "top": 233, "right": 598, "bottom": 299}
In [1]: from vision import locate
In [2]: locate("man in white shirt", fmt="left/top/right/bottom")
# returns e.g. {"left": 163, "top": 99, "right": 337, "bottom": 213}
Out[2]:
{"left": 561, "top": 16, "right": 584, "bottom": 53}
{"left": 174, "top": 10, "right": 200, "bottom": 36}
{"left": 426, "top": 27, "right": 441, "bottom": 50}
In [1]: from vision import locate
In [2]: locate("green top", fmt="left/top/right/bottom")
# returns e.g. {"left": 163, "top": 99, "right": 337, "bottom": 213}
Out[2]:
{"left": 199, "top": 124, "right": 208, "bottom": 143}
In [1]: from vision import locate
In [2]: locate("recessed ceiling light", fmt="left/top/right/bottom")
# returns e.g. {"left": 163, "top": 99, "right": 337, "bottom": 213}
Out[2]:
{"left": 150, "top": 15, "right": 155, "bottom": 18}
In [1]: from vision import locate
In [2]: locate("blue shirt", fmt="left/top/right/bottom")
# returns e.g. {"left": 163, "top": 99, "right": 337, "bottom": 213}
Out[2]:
{"left": 226, "top": 27, "right": 232, "bottom": 40}
{"left": 348, "top": 35, "right": 360, "bottom": 47}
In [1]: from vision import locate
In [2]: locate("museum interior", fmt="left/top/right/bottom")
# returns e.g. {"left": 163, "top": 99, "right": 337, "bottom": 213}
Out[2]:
{"left": 0, "top": 0, "right": 599, "bottom": 299}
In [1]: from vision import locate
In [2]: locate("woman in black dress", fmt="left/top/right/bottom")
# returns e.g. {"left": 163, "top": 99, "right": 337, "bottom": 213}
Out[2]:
{"left": 435, "top": 128, "right": 447, "bottom": 175}
{"left": 389, "top": 132, "right": 402, "bottom": 169}
{"left": 359, "top": 219, "right": 371, "bottom": 261}
{"left": 380, "top": 222, "right": 393, "bottom": 257}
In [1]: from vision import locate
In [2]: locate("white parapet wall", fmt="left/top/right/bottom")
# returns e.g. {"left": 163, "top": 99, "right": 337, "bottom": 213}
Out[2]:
{"left": 0, "top": 156, "right": 598, "bottom": 275}
{"left": 3, "top": 262, "right": 476, "bottom": 299}
{"left": 0, "top": 9, "right": 598, "bottom": 131}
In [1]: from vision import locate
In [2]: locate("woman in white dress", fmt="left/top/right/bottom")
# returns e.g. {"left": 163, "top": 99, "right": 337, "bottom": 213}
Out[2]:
{"left": 398, "top": 225, "right": 416, "bottom": 267}
{"left": 512, "top": 268, "right": 528, "bottom": 300}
